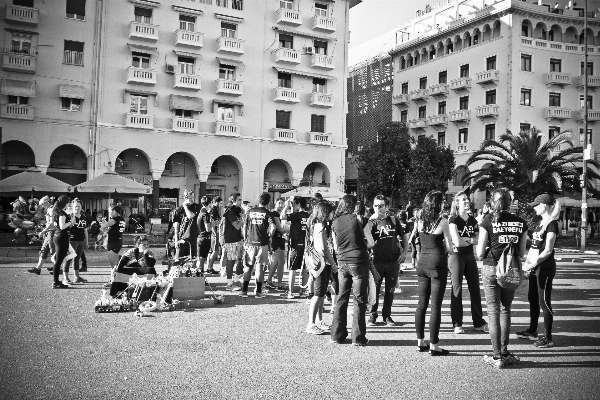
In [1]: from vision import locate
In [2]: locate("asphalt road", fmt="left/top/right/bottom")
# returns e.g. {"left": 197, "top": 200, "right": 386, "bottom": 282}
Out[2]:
{"left": 1, "top": 261, "right": 599, "bottom": 400}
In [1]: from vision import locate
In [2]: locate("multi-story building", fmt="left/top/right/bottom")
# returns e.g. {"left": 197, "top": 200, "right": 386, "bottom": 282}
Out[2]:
{"left": 389, "top": 0, "right": 600, "bottom": 207}
{"left": 1, "top": 0, "right": 361, "bottom": 214}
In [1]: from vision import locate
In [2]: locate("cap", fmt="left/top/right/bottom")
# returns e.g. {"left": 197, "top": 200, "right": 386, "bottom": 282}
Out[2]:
{"left": 529, "top": 193, "right": 554, "bottom": 207}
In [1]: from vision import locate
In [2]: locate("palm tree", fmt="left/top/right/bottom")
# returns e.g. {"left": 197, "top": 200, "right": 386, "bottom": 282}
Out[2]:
{"left": 461, "top": 128, "right": 600, "bottom": 215}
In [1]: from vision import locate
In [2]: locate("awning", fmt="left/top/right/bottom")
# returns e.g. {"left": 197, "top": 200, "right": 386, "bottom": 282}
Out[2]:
{"left": 127, "top": 43, "right": 158, "bottom": 54}
{"left": 213, "top": 99, "right": 243, "bottom": 107}
{"left": 273, "top": 66, "right": 335, "bottom": 80}
{"left": 124, "top": 88, "right": 157, "bottom": 96}
{"left": 273, "top": 26, "right": 336, "bottom": 42}
{"left": 217, "top": 57, "right": 244, "bottom": 68}
{"left": 174, "top": 50, "right": 201, "bottom": 59}
{"left": 169, "top": 94, "right": 203, "bottom": 112}
{"left": 59, "top": 84, "right": 85, "bottom": 99}
{"left": 1, "top": 78, "right": 35, "bottom": 97}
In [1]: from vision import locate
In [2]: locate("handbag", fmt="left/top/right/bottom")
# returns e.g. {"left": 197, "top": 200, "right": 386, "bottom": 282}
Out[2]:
{"left": 304, "top": 227, "right": 325, "bottom": 278}
{"left": 495, "top": 241, "right": 523, "bottom": 290}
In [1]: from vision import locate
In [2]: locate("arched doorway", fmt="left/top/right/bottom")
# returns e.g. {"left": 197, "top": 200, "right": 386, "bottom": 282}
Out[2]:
{"left": 207, "top": 155, "right": 242, "bottom": 204}
{"left": 105, "top": 148, "right": 152, "bottom": 218}
{"left": 263, "top": 159, "right": 292, "bottom": 206}
{"left": 159, "top": 152, "right": 199, "bottom": 215}
{"left": 48, "top": 144, "right": 87, "bottom": 185}
{"left": 302, "top": 162, "right": 330, "bottom": 187}
{"left": 1, "top": 140, "right": 35, "bottom": 179}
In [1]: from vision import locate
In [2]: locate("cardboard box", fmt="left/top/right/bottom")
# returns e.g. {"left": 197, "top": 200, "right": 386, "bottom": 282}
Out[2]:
{"left": 174, "top": 298, "right": 215, "bottom": 310}
{"left": 172, "top": 277, "right": 205, "bottom": 300}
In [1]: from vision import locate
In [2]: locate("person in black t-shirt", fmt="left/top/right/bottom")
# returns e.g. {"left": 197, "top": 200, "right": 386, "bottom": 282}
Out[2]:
{"left": 101, "top": 205, "right": 126, "bottom": 270}
{"left": 196, "top": 196, "right": 214, "bottom": 273}
{"left": 50, "top": 195, "right": 72, "bottom": 289}
{"left": 222, "top": 193, "right": 245, "bottom": 291}
{"left": 266, "top": 198, "right": 287, "bottom": 291}
{"left": 207, "top": 197, "right": 223, "bottom": 275}
{"left": 448, "top": 191, "right": 487, "bottom": 334}
{"left": 281, "top": 197, "right": 310, "bottom": 298}
{"left": 63, "top": 199, "right": 88, "bottom": 284}
{"left": 477, "top": 187, "right": 528, "bottom": 369}
{"left": 173, "top": 189, "right": 200, "bottom": 260}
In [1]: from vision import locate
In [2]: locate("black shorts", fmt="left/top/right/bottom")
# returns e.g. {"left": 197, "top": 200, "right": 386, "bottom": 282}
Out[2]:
{"left": 198, "top": 239, "right": 211, "bottom": 258}
{"left": 288, "top": 245, "right": 305, "bottom": 271}
{"left": 314, "top": 265, "right": 331, "bottom": 297}
{"left": 176, "top": 240, "right": 197, "bottom": 259}
{"left": 107, "top": 241, "right": 122, "bottom": 254}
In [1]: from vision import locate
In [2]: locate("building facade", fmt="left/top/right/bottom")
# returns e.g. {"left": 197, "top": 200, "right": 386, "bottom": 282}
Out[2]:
{"left": 389, "top": 0, "right": 600, "bottom": 207}
{"left": 1, "top": 0, "right": 361, "bottom": 213}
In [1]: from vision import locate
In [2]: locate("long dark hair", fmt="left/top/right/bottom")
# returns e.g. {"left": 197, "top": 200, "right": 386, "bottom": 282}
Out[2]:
{"left": 333, "top": 195, "right": 357, "bottom": 220}
{"left": 308, "top": 201, "right": 333, "bottom": 237}
{"left": 421, "top": 190, "right": 445, "bottom": 232}
{"left": 52, "top": 195, "right": 70, "bottom": 221}
{"left": 490, "top": 187, "right": 512, "bottom": 223}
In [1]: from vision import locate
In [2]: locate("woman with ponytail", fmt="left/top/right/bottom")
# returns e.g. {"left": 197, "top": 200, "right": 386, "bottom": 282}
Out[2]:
{"left": 517, "top": 194, "right": 560, "bottom": 348}
{"left": 51, "top": 195, "right": 72, "bottom": 289}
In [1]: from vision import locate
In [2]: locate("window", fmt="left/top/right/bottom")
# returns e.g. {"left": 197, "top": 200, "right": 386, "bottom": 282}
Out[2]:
{"left": 175, "top": 109, "right": 192, "bottom": 118}
{"left": 419, "top": 77, "right": 427, "bottom": 89}
{"left": 63, "top": 40, "right": 84, "bottom": 66}
{"left": 134, "top": 6, "right": 152, "bottom": 24}
{"left": 581, "top": 62, "right": 594, "bottom": 76}
{"left": 486, "top": 55, "right": 496, "bottom": 70}
{"left": 311, "top": 114, "right": 325, "bottom": 133}
{"left": 61, "top": 98, "right": 82, "bottom": 112}
{"left": 520, "top": 123, "right": 531, "bottom": 132}
{"left": 459, "top": 96, "right": 469, "bottom": 110}
{"left": 132, "top": 52, "right": 150, "bottom": 68}
{"left": 219, "top": 64, "right": 235, "bottom": 80}
{"left": 315, "top": 3, "right": 328, "bottom": 17}
{"left": 278, "top": 72, "right": 292, "bottom": 88}
{"left": 8, "top": 96, "right": 29, "bottom": 105}
{"left": 314, "top": 40, "right": 327, "bottom": 55}
{"left": 580, "top": 128, "right": 592, "bottom": 144}
{"left": 549, "top": 92, "right": 561, "bottom": 107}
{"left": 232, "top": 0, "right": 243, "bottom": 10}
{"left": 280, "top": 0, "right": 294, "bottom": 9}
{"left": 9, "top": 33, "right": 32, "bottom": 54}
{"left": 279, "top": 34, "right": 293, "bottom": 49}
{"left": 485, "top": 124, "right": 495, "bottom": 140}
{"left": 549, "top": 126, "right": 560, "bottom": 140}
{"left": 221, "top": 22, "right": 237, "bottom": 38}
{"left": 438, "top": 71, "right": 447, "bottom": 84}
{"left": 460, "top": 64, "right": 469, "bottom": 78}
{"left": 177, "top": 56, "right": 195, "bottom": 75}
{"left": 218, "top": 104, "right": 234, "bottom": 122}
{"left": 580, "top": 95, "right": 593, "bottom": 109}
{"left": 521, "top": 24, "right": 529, "bottom": 37}
{"left": 521, "top": 54, "right": 532, "bottom": 71}
{"left": 486, "top": 89, "right": 496, "bottom": 105}
{"left": 438, "top": 132, "right": 445, "bottom": 147}
{"left": 216, "top": 0, "right": 228, "bottom": 7}
{"left": 179, "top": 14, "right": 195, "bottom": 31}
{"left": 13, "top": 0, "right": 34, "bottom": 7}
{"left": 459, "top": 128, "right": 468, "bottom": 144}
{"left": 313, "top": 78, "right": 326, "bottom": 93}
{"left": 447, "top": 43, "right": 454, "bottom": 54}
{"left": 130, "top": 95, "right": 148, "bottom": 115}
{"left": 401, "top": 82, "right": 408, "bottom": 94}
{"left": 66, "top": 0, "right": 86, "bottom": 20}
{"left": 418, "top": 106, "right": 426, "bottom": 119}
{"left": 520, "top": 88, "right": 531, "bottom": 106}
{"left": 550, "top": 58, "right": 561, "bottom": 72}
{"left": 276, "top": 110, "right": 291, "bottom": 129}
{"left": 438, "top": 101, "right": 446, "bottom": 115}
{"left": 400, "top": 110, "right": 408, "bottom": 123}
{"left": 473, "top": 34, "right": 479, "bottom": 45}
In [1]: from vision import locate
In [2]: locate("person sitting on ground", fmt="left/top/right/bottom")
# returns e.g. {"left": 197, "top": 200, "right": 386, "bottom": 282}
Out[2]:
{"left": 110, "top": 235, "right": 156, "bottom": 296}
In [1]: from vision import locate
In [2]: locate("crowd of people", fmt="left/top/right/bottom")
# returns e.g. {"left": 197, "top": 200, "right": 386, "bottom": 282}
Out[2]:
{"left": 24, "top": 186, "right": 559, "bottom": 369}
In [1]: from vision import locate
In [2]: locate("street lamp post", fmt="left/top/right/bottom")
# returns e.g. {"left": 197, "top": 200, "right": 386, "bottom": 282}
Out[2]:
{"left": 581, "top": 0, "right": 590, "bottom": 252}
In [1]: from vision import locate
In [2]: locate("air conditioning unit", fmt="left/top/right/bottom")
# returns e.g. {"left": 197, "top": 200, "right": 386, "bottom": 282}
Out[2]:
{"left": 165, "top": 64, "right": 175, "bottom": 74}
{"left": 305, "top": 46, "right": 315, "bottom": 55}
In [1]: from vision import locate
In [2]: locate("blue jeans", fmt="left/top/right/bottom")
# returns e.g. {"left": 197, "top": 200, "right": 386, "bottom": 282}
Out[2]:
{"left": 415, "top": 266, "right": 447, "bottom": 344}
{"left": 368, "top": 261, "right": 400, "bottom": 320}
{"left": 330, "top": 262, "right": 369, "bottom": 344}
{"left": 482, "top": 264, "right": 515, "bottom": 357}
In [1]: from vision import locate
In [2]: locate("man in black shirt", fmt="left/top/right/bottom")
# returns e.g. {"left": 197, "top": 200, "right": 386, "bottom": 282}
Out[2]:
{"left": 281, "top": 197, "right": 309, "bottom": 298}
{"left": 196, "top": 196, "right": 215, "bottom": 274}
{"left": 266, "top": 198, "right": 287, "bottom": 291}
{"left": 223, "top": 193, "right": 244, "bottom": 291}
{"left": 207, "top": 197, "right": 223, "bottom": 274}
{"left": 173, "top": 189, "right": 200, "bottom": 259}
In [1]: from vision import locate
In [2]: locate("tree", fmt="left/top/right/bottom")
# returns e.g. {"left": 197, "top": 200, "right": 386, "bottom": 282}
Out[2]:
{"left": 405, "top": 136, "right": 455, "bottom": 204}
{"left": 463, "top": 128, "right": 600, "bottom": 216}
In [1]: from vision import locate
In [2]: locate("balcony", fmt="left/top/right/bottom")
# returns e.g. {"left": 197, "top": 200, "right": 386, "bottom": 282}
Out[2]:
{"left": 577, "top": 75, "right": 600, "bottom": 89}
{"left": 172, "top": 117, "right": 199, "bottom": 133}
{"left": 429, "top": 84, "right": 449, "bottom": 97}
{"left": 174, "top": 73, "right": 201, "bottom": 90}
{"left": 308, "top": 132, "right": 331, "bottom": 145}
{"left": 125, "top": 113, "right": 154, "bottom": 129}
{"left": 428, "top": 114, "right": 448, "bottom": 126}
{"left": 5, "top": 4, "right": 38, "bottom": 25}
{"left": 2, "top": 48, "right": 36, "bottom": 73}
{"left": 127, "top": 66, "right": 157, "bottom": 85}
{"left": 392, "top": 93, "right": 409, "bottom": 106}
{"left": 0, "top": 104, "right": 33, "bottom": 120}
{"left": 410, "top": 88, "right": 428, "bottom": 101}
{"left": 310, "top": 54, "right": 334, "bottom": 69}
{"left": 129, "top": 21, "right": 159, "bottom": 41}
{"left": 273, "top": 48, "right": 301, "bottom": 64}
{"left": 272, "top": 128, "right": 297, "bottom": 142}
{"left": 476, "top": 104, "right": 499, "bottom": 119}
{"left": 448, "top": 110, "right": 471, "bottom": 122}
{"left": 578, "top": 109, "right": 600, "bottom": 122}
{"left": 63, "top": 50, "right": 83, "bottom": 66}
{"left": 450, "top": 77, "right": 471, "bottom": 91}
{"left": 216, "top": 79, "right": 243, "bottom": 96}
{"left": 545, "top": 107, "right": 571, "bottom": 120}
{"left": 309, "top": 92, "right": 333, "bottom": 108}
{"left": 276, "top": 8, "right": 302, "bottom": 25}
{"left": 215, "top": 121, "right": 241, "bottom": 136}
{"left": 457, "top": 144, "right": 468, "bottom": 152}
{"left": 175, "top": 30, "right": 204, "bottom": 48}
{"left": 546, "top": 72, "right": 571, "bottom": 87}
{"left": 311, "top": 15, "right": 335, "bottom": 32}
{"left": 475, "top": 70, "right": 500, "bottom": 85}
{"left": 217, "top": 37, "right": 244, "bottom": 54}
{"left": 409, "top": 118, "right": 428, "bottom": 129}
{"left": 274, "top": 87, "right": 300, "bottom": 103}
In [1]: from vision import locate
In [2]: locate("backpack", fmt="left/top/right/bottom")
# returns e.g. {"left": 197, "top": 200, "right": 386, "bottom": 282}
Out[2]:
{"left": 495, "top": 241, "right": 523, "bottom": 290}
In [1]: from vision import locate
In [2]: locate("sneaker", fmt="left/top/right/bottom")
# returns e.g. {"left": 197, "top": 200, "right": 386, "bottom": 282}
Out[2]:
{"left": 516, "top": 329, "right": 538, "bottom": 340}
{"left": 226, "top": 282, "right": 234, "bottom": 291}
{"left": 282, "top": 291, "right": 295, "bottom": 299}
{"left": 231, "top": 282, "right": 242, "bottom": 292}
{"left": 275, "top": 285, "right": 287, "bottom": 292}
{"left": 73, "top": 277, "right": 88, "bottom": 283}
{"left": 254, "top": 291, "right": 265, "bottom": 299}
{"left": 306, "top": 325, "right": 327, "bottom": 335}
{"left": 474, "top": 324, "right": 489, "bottom": 333}
{"left": 264, "top": 281, "right": 276, "bottom": 290}
{"left": 317, "top": 322, "right": 331, "bottom": 331}
{"left": 239, "top": 291, "right": 248, "bottom": 298}
{"left": 483, "top": 354, "right": 505, "bottom": 369}
{"left": 27, "top": 268, "right": 41, "bottom": 275}
{"left": 62, "top": 279, "right": 73, "bottom": 285}
{"left": 454, "top": 326, "right": 465, "bottom": 334}
{"left": 367, "top": 316, "right": 377, "bottom": 327}
{"left": 102, "top": 281, "right": 112, "bottom": 289}
{"left": 52, "top": 282, "right": 69, "bottom": 289}
{"left": 500, "top": 351, "right": 521, "bottom": 365}
{"left": 384, "top": 317, "right": 396, "bottom": 326}
{"left": 533, "top": 335, "right": 553, "bottom": 348}
{"left": 205, "top": 269, "right": 218, "bottom": 275}
{"left": 353, "top": 339, "right": 369, "bottom": 347}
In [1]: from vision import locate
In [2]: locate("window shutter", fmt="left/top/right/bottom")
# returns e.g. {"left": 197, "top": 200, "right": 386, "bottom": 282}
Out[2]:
{"left": 135, "top": 7, "right": 153, "bottom": 17}
{"left": 276, "top": 110, "right": 291, "bottom": 129}
{"left": 311, "top": 115, "right": 325, "bottom": 133}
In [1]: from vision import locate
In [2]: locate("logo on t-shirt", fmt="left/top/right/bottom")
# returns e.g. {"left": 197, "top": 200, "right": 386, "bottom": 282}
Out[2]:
{"left": 492, "top": 221, "right": 523, "bottom": 244}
